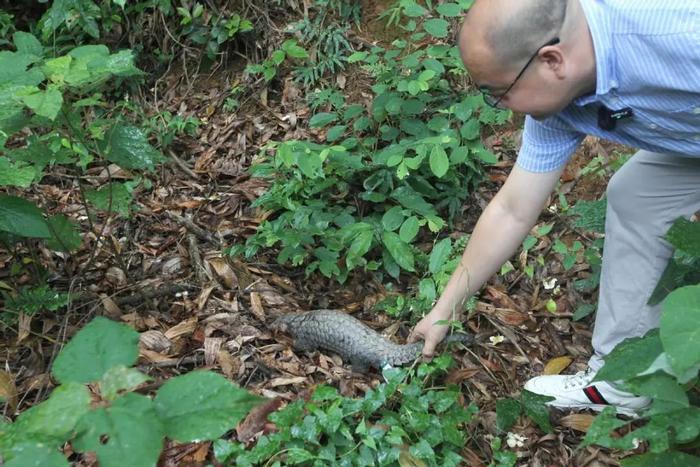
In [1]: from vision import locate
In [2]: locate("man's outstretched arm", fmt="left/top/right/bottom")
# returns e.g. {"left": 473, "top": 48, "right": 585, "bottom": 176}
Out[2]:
{"left": 410, "top": 163, "right": 565, "bottom": 356}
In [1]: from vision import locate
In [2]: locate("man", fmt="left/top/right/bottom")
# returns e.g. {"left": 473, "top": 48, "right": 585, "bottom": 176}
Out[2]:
{"left": 410, "top": 0, "right": 700, "bottom": 416}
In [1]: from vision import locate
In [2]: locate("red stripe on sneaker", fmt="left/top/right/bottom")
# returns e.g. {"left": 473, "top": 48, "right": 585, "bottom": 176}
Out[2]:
{"left": 583, "top": 386, "right": 609, "bottom": 405}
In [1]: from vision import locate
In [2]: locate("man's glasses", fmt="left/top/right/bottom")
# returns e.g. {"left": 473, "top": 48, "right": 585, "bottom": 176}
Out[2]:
{"left": 480, "top": 37, "right": 560, "bottom": 108}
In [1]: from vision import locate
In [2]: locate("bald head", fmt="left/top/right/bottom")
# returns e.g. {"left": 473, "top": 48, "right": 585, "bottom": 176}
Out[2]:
{"left": 460, "top": 0, "right": 570, "bottom": 72}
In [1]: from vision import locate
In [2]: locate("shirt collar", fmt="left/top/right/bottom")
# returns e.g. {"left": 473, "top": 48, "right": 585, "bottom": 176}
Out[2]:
{"left": 574, "top": 0, "right": 619, "bottom": 106}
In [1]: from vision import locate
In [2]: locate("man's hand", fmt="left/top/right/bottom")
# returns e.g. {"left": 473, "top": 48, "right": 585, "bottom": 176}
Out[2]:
{"left": 408, "top": 313, "right": 450, "bottom": 359}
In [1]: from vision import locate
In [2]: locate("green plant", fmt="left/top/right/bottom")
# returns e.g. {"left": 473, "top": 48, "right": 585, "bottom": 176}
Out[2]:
{"left": 0, "top": 284, "right": 71, "bottom": 326}
{"left": 234, "top": 1, "right": 506, "bottom": 284}
{"left": 0, "top": 317, "right": 263, "bottom": 466}
{"left": 215, "top": 355, "right": 477, "bottom": 466}
{"left": 580, "top": 217, "right": 700, "bottom": 465}
{"left": 246, "top": 39, "right": 309, "bottom": 82}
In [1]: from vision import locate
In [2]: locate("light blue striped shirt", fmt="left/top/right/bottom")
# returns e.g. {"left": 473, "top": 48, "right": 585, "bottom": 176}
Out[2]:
{"left": 517, "top": 0, "right": 700, "bottom": 173}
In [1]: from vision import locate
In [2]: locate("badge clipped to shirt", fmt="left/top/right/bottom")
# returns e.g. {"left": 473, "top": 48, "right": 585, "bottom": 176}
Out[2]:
{"left": 597, "top": 105, "right": 634, "bottom": 131}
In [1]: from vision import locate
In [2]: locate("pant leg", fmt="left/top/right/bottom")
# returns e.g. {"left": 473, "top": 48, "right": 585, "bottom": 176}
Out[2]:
{"left": 588, "top": 150, "right": 700, "bottom": 372}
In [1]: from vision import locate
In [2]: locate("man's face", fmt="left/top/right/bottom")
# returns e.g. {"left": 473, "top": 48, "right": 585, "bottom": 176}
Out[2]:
{"left": 475, "top": 57, "right": 574, "bottom": 119}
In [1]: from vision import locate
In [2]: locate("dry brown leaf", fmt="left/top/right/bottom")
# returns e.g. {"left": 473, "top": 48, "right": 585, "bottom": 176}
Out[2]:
{"left": 17, "top": 312, "right": 31, "bottom": 343}
{"left": 139, "top": 348, "right": 174, "bottom": 363}
{"left": 217, "top": 349, "right": 241, "bottom": 379}
{"left": 139, "top": 330, "right": 172, "bottom": 353}
{"left": 494, "top": 308, "right": 530, "bottom": 326}
{"left": 398, "top": 450, "right": 428, "bottom": 467}
{"left": 195, "top": 284, "right": 215, "bottom": 310}
{"left": 0, "top": 370, "right": 18, "bottom": 413}
{"left": 249, "top": 292, "right": 265, "bottom": 321}
{"left": 560, "top": 413, "right": 596, "bottom": 432}
{"left": 100, "top": 294, "right": 123, "bottom": 318}
{"left": 236, "top": 397, "right": 284, "bottom": 443}
{"left": 268, "top": 376, "right": 307, "bottom": 388}
{"left": 543, "top": 356, "right": 573, "bottom": 375}
{"left": 204, "top": 337, "right": 224, "bottom": 366}
{"left": 445, "top": 367, "right": 481, "bottom": 385}
{"left": 207, "top": 257, "right": 238, "bottom": 289}
{"left": 191, "top": 442, "right": 210, "bottom": 463}
{"left": 164, "top": 317, "right": 197, "bottom": 340}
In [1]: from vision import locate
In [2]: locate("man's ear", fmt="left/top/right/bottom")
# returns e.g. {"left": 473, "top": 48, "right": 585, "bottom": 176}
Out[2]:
{"left": 539, "top": 46, "right": 566, "bottom": 79}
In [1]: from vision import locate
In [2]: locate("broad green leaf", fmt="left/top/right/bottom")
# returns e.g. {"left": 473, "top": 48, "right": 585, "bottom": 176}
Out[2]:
{"left": 399, "top": 216, "right": 420, "bottom": 242}
{"left": 281, "top": 40, "right": 308, "bottom": 59}
{"left": 419, "top": 278, "right": 436, "bottom": 303}
{"left": 73, "top": 393, "right": 164, "bottom": 467}
{"left": 52, "top": 317, "right": 140, "bottom": 384}
{"left": 85, "top": 183, "right": 133, "bottom": 216}
{"left": 102, "top": 124, "right": 165, "bottom": 171}
{"left": 99, "top": 366, "right": 151, "bottom": 401}
{"left": 0, "top": 51, "right": 42, "bottom": 86}
{"left": 0, "top": 158, "right": 37, "bottom": 188}
{"left": 13, "top": 32, "right": 43, "bottom": 57}
{"left": 42, "top": 55, "right": 73, "bottom": 84}
{"left": 621, "top": 372, "right": 688, "bottom": 412}
{"left": 154, "top": 372, "right": 263, "bottom": 442}
{"left": 287, "top": 448, "right": 316, "bottom": 464}
{"left": 391, "top": 186, "right": 436, "bottom": 217}
{"left": 326, "top": 125, "right": 346, "bottom": 142}
{"left": 402, "top": 1, "right": 428, "bottom": 17}
{"left": 622, "top": 451, "right": 700, "bottom": 467}
{"left": 660, "top": 284, "right": 700, "bottom": 376}
{"left": 436, "top": 3, "right": 463, "bottom": 17}
{"left": 573, "top": 304, "right": 596, "bottom": 321}
{"left": 429, "top": 145, "right": 449, "bottom": 177}
{"left": 309, "top": 112, "right": 338, "bottom": 128}
{"left": 594, "top": 329, "right": 663, "bottom": 382}
{"left": 521, "top": 390, "right": 553, "bottom": 433}
{"left": 0, "top": 195, "right": 50, "bottom": 238}
{"left": 5, "top": 443, "right": 69, "bottom": 467}
{"left": 22, "top": 87, "right": 63, "bottom": 120}
{"left": 46, "top": 215, "right": 81, "bottom": 252}
{"left": 423, "top": 19, "right": 449, "bottom": 38}
{"left": 665, "top": 217, "right": 700, "bottom": 257}
{"left": 496, "top": 398, "right": 521, "bottom": 432}
{"left": 346, "top": 229, "right": 373, "bottom": 269}
{"left": 382, "top": 206, "right": 405, "bottom": 232}
{"left": 429, "top": 238, "right": 452, "bottom": 274}
{"left": 582, "top": 407, "right": 633, "bottom": 449}
{"left": 9, "top": 382, "right": 91, "bottom": 448}
{"left": 381, "top": 231, "right": 415, "bottom": 272}
{"left": 648, "top": 251, "right": 700, "bottom": 306}
{"left": 347, "top": 51, "right": 369, "bottom": 63}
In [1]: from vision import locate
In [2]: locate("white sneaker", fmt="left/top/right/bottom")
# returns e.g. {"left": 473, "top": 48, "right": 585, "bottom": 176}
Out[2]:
{"left": 524, "top": 368, "right": 651, "bottom": 417}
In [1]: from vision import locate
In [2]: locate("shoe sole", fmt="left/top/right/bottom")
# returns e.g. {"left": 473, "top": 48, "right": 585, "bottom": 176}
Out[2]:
{"left": 547, "top": 402, "right": 642, "bottom": 418}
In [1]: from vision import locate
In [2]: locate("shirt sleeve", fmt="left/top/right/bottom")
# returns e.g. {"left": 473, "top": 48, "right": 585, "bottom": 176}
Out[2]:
{"left": 516, "top": 115, "right": 586, "bottom": 172}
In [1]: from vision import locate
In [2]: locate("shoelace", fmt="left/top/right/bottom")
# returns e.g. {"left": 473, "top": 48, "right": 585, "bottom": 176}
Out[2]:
{"left": 562, "top": 369, "right": 594, "bottom": 390}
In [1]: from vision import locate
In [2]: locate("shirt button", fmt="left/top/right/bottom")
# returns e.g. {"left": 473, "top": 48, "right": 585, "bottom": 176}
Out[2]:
{"left": 694, "top": 107, "right": 700, "bottom": 114}
{"left": 694, "top": 135, "right": 700, "bottom": 141}
{"left": 649, "top": 123, "right": 658, "bottom": 129}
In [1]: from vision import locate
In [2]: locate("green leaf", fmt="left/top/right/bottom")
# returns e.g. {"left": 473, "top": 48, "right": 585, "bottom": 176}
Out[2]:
{"left": 286, "top": 448, "right": 316, "bottom": 464}
{"left": 9, "top": 382, "right": 91, "bottom": 448}
{"left": 102, "top": 124, "right": 165, "bottom": 171}
{"left": 423, "top": 18, "right": 449, "bottom": 38}
{"left": 73, "top": 393, "right": 164, "bottom": 467}
{"left": 99, "top": 366, "right": 151, "bottom": 401}
{"left": 399, "top": 216, "right": 420, "bottom": 242}
{"left": 429, "top": 238, "right": 452, "bottom": 274}
{"left": 52, "top": 317, "right": 140, "bottom": 384}
{"left": 402, "top": 1, "right": 428, "bottom": 17}
{"left": 0, "top": 158, "right": 37, "bottom": 188}
{"left": 0, "top": 195, "right": 50, "bottom": 238}
{"left": 326, "top": 125, "right": 346, "bottom": 142}
{"left": 429, "top": 144, "right": 449, "bottom": 177}
{"left": 382, "top": 206, "right": 405, "bottom": 232}
{"left": 46, "top": 215, "right": 81, "bottom": 252}
{"left": 419, "top": 278, "right": 436, "bottom": 303}
{"left": 347, "top": 51, "right": 369, "bottom": 63}
{"left": 573, "top": 304, "right": 596, "bottom": 321}
{"left": 346, "top": 229, "right": 373, "bottom": 269}
{"left": 660, "top": 284, "right": 700, "bottom": 376}
{"left": 5, "top": 443, "right": 69, "bottom": 467}
{"left": 13, "top": 32, "right": 43, "bottom": 57}
{"left": 281, "top": 39, "right": 309, "bottom": 59}
{"left": 436, "top": 3, "right": 463, "bottom": 17}
{"left": 154, "top": 371, "right": 264, "bottom": 442}
{"left": 665, "top": 217, "right": 700, "bottom": 257}
{"left": 309, "top": 112, "right": 338, "bottom": 128}
{"left": 391, "top": 186, "right": 436, "bottom": 217}
{"left": 521, "top": 390, "right": 554, "bottom": 433}
{"left": 85, "top": 183, "right": 133, "bottom": 216}
{"left": 622, "top": 452, "right": 700, "bottom": 467}
{"left": 381, "top": 231, "right": 415, "bottom": 272}
{"left": 582, "top": 407, "right": 632, "bottom": 449}
{"left": 594, "top": 329, "right": 663, "bottom": 382}
{"left": 496, "top": 398, "right": 521, "bottom": 432}
{"left": 22, "top": 87, "right": 63, "bottom": 120}
{"left": 570, "top": 199, "right": 607, "bottom": 233}
{"left": 621, "top": 372, "right": 688, "bottom": 409}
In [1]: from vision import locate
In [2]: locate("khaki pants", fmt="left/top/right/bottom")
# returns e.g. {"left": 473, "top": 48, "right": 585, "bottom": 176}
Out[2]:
{"left": 588, "top": 150, "right": 700, "bottom": 372}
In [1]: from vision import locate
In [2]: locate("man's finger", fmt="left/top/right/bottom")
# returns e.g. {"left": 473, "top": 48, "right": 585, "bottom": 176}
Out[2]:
{"left": 421, "top": 341, "right": 437, "bottom": 360}
{"left": 407, "top": 330, "right": 422, "bottom": 343}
